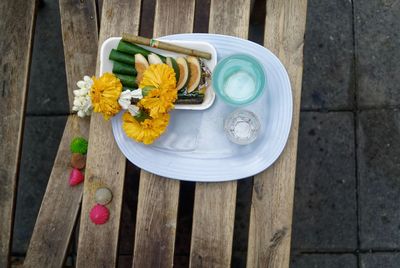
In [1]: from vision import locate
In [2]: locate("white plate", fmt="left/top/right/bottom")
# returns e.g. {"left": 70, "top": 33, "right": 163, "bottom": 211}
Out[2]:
{"left": 107, "top": 34, "right": 293, "bottom": 182}
{"left": 100, "top": 37, "right": 217, "bottom": 110}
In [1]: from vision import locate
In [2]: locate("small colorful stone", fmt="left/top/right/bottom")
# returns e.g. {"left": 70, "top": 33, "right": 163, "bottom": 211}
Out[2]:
{"left": 70, "top": 137, "right": 88, "bottom": 154}
{"left": 95, "top": 187, "right": 113, "bottom": 205}
{"left": 89, "top": 204, "right": 109, "bottom": 225}
{"left": 69, "top": 168, "right": 84, "bottom": 186}
{"left": 71, "top": 153, "right": 86, "bottom": 169}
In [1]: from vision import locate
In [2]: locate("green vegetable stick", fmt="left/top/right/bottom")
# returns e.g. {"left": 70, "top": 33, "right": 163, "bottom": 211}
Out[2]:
{"left": 117, "top": 40, "right": 151, "bottom": 56}
{"left": 117, "top": 40, "right": 166, "bottom": 62}
{"left": 112, "top": 61, "right": 137, "bottom": 75}
{"left": 115, "top": 73, "right": 137, "bottom": 88}
{"left": 109, "top": 49, "right": 134, "bottom": 65}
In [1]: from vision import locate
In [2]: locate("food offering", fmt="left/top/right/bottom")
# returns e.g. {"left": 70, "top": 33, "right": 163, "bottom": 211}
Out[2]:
{"left": 72, "top": 34, "right": 213, "bottom": 145}
{"left": 109, "top": 38, "right": 211, "bottom": 105}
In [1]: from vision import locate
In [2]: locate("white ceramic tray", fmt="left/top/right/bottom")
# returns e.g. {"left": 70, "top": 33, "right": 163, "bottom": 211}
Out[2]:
{"left": 100, "top": 37, "right": 217, "bottom": 110}
{"left": 103, "top": 34, "right": 293, "bottom": 182}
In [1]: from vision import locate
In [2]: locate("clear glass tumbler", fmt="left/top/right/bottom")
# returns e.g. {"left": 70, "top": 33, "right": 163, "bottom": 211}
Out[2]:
{"left": 224, "top": 109, "right": 260, "bottom": 145}
{"left": 212, "top": 54, "right": 266, "bottom": 106}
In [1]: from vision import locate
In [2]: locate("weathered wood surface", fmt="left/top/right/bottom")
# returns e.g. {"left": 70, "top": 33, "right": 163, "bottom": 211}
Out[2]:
{"left": 22, "top": 1, "right": 98, "bottom": 266}
{"left": 132, "top": 1, "right": 195, "bottom": 266}
{"left": 23, "top": 116, "right": 90, "bottom": 268}
{"left": 59, "top": 0, "right": 99, "bottom": 112}
{"left": 0, "top": 0, "right": 36, "bottom": 267}
{"left": 152, "top": 0, "right": 195, "bottom": 37}
{"left": 75, "top": 0, "right": 141, "bottom": 266}
{"left": 247, "top": 1, "right": 308, "bottom": 267}
{"left": 189, "top": 1, "right": 251, "bottom": 267}
{"left": 190, "top": 182, "right": 237, "bottom": 268}
{"left": 133, "top": 172, "right": 180, "bottom": 268}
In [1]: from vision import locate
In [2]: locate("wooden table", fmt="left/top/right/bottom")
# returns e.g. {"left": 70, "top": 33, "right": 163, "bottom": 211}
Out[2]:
{"left": 0, "top": 0, "right": 307, "bottom": 267}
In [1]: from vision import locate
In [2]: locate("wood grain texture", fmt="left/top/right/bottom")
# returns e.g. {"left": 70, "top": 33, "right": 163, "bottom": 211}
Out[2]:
{"left": 189, "top": 182, "right": 237, "bottom": 268}
{"left": 0, "top": 0, "right": 36, "bottom": 267}
{"left": 23, "top": 116, "right": 90, "bottom": 268}
{"left": 132, "top": 171, "right": 180, "bottom": 268}
{"left": 132, "top": 1, "right": 195, "bottom": 266}
{"left": 59, "top": 0, "right": 99, "bottom": 112}
{"left": 189, "top": 1, "right": 251, "bottom": 267}
{"left": 153, "top": 0, "right": 195, "bottom": 37}
{"left": 75, "top": 0, "right": 141, "bottom": 267}
{"left": 22, "top": 1, "right": 98, "bottom": 266}
{"left": 246, "top": 1, "right": 308, "bottom": 267}
{"left": 208, "top": 0, "right": 251, "bottom": 36}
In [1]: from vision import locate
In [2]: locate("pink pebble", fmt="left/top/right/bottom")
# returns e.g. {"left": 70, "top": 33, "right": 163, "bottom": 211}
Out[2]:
{"left": 90, "top": 204, "right": 109, "bottom": 225}
{"left": 69, "top": 168, "right": 84, "bottom": 186}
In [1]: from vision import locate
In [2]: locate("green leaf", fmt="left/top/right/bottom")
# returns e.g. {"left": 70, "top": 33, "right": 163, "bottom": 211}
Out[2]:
{"left": 134, "top": 110, "right": 150, "bottom": 122}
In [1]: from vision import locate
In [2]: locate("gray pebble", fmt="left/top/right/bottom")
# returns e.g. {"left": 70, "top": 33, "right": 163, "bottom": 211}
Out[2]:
{"left": 95, "top": 187, "right": 113, "bottom": 205}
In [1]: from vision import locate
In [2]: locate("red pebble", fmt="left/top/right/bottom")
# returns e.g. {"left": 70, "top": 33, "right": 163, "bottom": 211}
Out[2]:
{"left": 89, "top": 204, "right": 109, "bottom": 225}
{"left": 69, "top": 168, "right": 84, "bottom": 186}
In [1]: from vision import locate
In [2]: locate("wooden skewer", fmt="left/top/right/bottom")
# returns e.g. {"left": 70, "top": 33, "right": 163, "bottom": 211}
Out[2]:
{"left": 122, "top": 33, "right": 212, "bottom": 60}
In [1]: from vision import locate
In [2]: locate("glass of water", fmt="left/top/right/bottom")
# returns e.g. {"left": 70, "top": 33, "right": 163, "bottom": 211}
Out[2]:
{"left": 224, "top": 109, "right": 260, "bottom": 145}
{"left": 212, "top": 54, "right": 266, "bottom": 106}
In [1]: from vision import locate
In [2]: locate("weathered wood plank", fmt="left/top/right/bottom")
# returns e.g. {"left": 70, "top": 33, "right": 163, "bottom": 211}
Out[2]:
{"left": 60, "top": 0, "right": 99, "bottom": 112}
{"left": 22, "top": 1, "right": 98, "bottom": 266}
{"left": 132, "top": 171, "right": 180, "bottom": 267}
{"left": 23, "top": 116, "right": 90, "bottom": 268}
{"left": 208, "top": 0, "right": 251, "bottom": 37}
{"left": 132, "top": 1, "right": 195, "bottom": 267}
{"left": 75, "top": 0, "right": 141, "bottom": 267}
{"left": 246, "top": 1, "right": 308, "bottom": 267}
{"left": 0, "top": 0, "right": 36, "bottom": 266}
{"left": 189, "top": 1, "right": 251, "bottom": 267}
{"left": 153, "top": 0, "right": 195, "bottom": 37}
{"left": 189, "top": 182, "right": 237, "bottom": 268}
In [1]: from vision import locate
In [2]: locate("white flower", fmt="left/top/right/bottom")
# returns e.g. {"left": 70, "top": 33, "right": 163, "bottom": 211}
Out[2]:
{"left": 131, "top": 89, "right": 143, "bottom": 99}
{"left": 72, "top": 75, "right": 93, "bottom": 117}
{"left": 118, "top": 91, "right": 132, "bottom": 110}
{"left": 77, "top": 110, "right": 85, "bottom": 117}
{"left": 76, "top": 75, "right": 93, "bottom": 90}
{"left": 118, "top": 89, "right": 143, "bottom": 109}
{"left": 127, "top": 104, "right": 140, "bottom": 116}
{"left": 117, "top": 89, "right": 142, "bottom": 117}
{"left": 82, "top": 96, "right": 92, "bottom": 112}
{"left": 73, "top": 88, "right": 89, "bottom": 96}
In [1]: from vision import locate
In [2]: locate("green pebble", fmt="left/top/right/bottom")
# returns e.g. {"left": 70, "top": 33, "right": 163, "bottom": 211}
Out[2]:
{"left": 70, "top": 137, "right": 88, "bottom": 154}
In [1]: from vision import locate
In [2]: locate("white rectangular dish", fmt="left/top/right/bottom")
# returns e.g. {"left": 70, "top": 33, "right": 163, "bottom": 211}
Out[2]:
{"left": 100, "top": 37, "right": 217, "bottom": 110}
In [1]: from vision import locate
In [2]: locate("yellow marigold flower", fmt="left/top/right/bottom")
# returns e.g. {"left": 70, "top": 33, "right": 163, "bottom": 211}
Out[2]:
{"left": 139, "top": 64, "right": 177, "bottom": 118}
{"left": 139, "top": 63, "right": 176, "bottom": 89}
{"left": 122, "top": 112, "right": 170, "bottom": 145}
{"left": 90, "top": 72, "right": 122, "bottom": 120}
